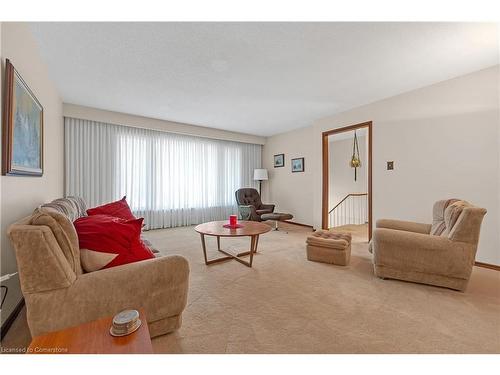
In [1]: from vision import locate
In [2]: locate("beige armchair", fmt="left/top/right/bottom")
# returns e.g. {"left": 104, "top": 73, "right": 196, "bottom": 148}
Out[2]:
{"left": 8, "top": 197, "right": 189, "bottom": 338}
{"left": 370, "top": 199, "right": 486, "bottom": 291}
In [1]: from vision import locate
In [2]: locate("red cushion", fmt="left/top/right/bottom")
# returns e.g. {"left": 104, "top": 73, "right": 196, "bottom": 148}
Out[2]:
{"left": 74, "top": 214, "right": 154, "bottom": 271}
{"left": 86, "top": 196, "right": 136, "bottom": 221}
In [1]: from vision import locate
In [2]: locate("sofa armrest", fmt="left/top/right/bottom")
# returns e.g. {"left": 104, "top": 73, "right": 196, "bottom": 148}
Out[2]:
{"left": 376, "top": 219, "right": 431, "bottom": 234}
{"left": 372, "top": 228, "right": 474, "bottom": 278}
{"left": 260, "top": 204, "right": 275, "bottom": 212}
{"left": 24, "top": 255, "right": 190, "bottom": 337}
{"left": 43, "top": 255, "right": 188, "bottom": 327}
{"left": 75, "top": 255, "right": 189, "bottom": 319}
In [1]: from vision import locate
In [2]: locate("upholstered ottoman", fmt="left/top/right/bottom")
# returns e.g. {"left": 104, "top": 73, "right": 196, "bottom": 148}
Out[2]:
{"left": 306, "top": 230, "right": 352, "bottom": 266}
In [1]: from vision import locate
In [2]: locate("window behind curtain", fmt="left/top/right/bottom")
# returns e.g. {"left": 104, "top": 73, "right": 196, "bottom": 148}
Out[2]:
{"left": 65, "top": 117, "right": 261, "bottom": 229}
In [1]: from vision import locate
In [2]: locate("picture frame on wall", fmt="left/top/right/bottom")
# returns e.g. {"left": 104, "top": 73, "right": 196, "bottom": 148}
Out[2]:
{"left": 291, "top": 157, "right": 305, "bottom": 173}
{"left": 274, "top": 153, "right": 284, "bottom": 168}
{"left": 2, "top": 59, "right": 44, "bottom": 176}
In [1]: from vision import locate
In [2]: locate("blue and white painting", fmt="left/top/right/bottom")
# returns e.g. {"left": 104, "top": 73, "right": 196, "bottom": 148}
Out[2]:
{"left": 291, "top": 157, "right": 304, "bottom": 173}
{"left": 11, "top": 71, "right": 43, "bottom": 175}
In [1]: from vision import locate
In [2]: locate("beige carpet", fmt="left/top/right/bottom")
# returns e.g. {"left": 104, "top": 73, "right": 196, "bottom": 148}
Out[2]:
{"left": 2, "top": 222, "right": 499, "bottom": 353}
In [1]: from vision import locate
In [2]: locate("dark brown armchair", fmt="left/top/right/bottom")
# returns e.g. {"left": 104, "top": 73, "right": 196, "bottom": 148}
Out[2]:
{"left": 235, "top": 188, "right": 275, "bottom": 221}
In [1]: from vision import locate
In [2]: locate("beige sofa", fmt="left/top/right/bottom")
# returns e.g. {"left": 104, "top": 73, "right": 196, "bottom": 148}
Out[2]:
{"left": 370, "top": 199, "right": 486, "bottom": 291}
{"left": 8, "top": 197, "right": 190, "bottom": 338}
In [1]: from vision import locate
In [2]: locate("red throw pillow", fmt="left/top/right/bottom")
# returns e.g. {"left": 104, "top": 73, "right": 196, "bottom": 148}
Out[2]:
{"left": 86, "top": 196, "right": 136, "bottom": 221}
{"left": 74, "top": 214, "right": 154, "bottom": 272}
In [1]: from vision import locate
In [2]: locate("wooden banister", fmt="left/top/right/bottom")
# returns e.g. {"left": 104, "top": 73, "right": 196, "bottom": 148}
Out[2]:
{"left": 329, "top": 193, "right": 368, "bottom": 214}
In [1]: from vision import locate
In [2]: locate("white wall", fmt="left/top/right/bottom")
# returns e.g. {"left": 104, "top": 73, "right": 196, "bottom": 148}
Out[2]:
{"left": 262, "top": 125, "right": 314, "bottom": 225}
{"left": 263, "top": 66, "right": 500, "bottom": 265}
{"left": 63, "top": 104, "right": 266, "bottom": 145}
{"left": 0, "top": 23, "right": 64, "bottom": 325}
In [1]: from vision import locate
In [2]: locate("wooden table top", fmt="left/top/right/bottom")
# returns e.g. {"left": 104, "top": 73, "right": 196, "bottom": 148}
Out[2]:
{"left": 27, "top": 308, "right": 153, "bottom": 354}
{"left": 194, "top": 220, "right": 271, "bottom": 237}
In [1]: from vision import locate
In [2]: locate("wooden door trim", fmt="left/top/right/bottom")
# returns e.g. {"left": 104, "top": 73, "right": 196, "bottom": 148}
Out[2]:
{"left": 321, "top": 121, "right": 373, "bottom": 240}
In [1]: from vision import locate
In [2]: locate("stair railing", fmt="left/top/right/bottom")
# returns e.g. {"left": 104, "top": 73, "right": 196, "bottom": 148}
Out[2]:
{"left": 328, "top": 193, "right": 368, "bottom": 228}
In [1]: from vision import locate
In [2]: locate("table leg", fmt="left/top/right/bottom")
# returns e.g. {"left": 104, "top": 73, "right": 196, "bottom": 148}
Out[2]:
{"left": 200, "top": 233, "right": 208, "bottom": 264}
{"left": 217, "top": 235, "right": 257, "bottom": 267}
{"left": 248, "top": 235, "right": 255, "bottom": 267}
{"left": 217, "top": 236, "right": 221, "bottom": 251}
{"left": 236, "top": 234, "right": 260, "bottom": 257}
{"left": 200, "top": 233, "right": 232, "bottom": 265}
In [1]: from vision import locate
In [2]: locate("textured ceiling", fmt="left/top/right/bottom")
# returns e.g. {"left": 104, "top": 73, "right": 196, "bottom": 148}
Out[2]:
{"left": 29, "top": 22, "right": 498, "bottom": 137}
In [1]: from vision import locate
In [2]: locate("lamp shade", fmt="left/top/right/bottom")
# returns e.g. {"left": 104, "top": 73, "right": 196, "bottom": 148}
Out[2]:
{"left": 253, "top": 168, "right": 268, "bottom": 181}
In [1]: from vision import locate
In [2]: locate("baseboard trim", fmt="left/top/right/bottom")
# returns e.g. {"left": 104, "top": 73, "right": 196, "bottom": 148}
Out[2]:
{"left": 1, "top": 297, "right": 25, "bottom": 340}
{"left": 474, "top": 261, "right": 500, "bottom": 271}
{"left": 283, "top": 220, "right": 314, "bottom": 229}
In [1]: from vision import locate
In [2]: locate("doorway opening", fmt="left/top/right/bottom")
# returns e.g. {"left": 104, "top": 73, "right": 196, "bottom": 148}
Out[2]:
{"left": 322, "top": 121, "right": 372, "bottom": 242}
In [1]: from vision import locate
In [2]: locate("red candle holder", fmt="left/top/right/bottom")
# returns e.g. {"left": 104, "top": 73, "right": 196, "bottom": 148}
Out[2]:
{"left": 229, "top": 215, "right": 237, "bottom": 227}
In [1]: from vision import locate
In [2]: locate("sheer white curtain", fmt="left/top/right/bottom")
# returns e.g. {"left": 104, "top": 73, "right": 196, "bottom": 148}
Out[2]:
{"left": 65, "top": 117, "right": 261, "bottom": 229}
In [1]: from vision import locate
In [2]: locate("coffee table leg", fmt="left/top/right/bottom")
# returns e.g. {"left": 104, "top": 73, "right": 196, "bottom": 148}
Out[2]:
{"left": 236, "top": 234, "right": 259, "bottom": 257}
{"left": 200, "top": 233, "right": 232, "bottom": 265}
{"left": 200, "top": 233, "right": 208, "bottom": 264}
{"left": 249, "top": 235, "right": 255, "bottom": 267}
{"left": 217, "top": 236, "right": 221, "bottom": 251}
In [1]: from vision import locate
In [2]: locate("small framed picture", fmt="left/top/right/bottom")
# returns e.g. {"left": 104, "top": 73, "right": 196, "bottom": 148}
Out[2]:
{"left": 291, "top": 157, "right": 304, "bottom": 173}
{"left": 274, "top": 153, "right": 284, "bottom": 168}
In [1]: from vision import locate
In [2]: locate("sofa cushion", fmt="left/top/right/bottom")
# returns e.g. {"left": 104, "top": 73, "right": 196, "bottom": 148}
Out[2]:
{"left": 430, "top": 199, "right": 459, "bottom": 236}
{"left": 87, "top": 196, "right": 136, "bottom": 221}
{"left": 447, "top": 206, "right": 487, "bottom": 244}
{"left": 442, "top": 200, "right": 470, "bottom": 236}
{"left": 40, "top": 196, "right": 88, "bottom": 222}
{"left": 74, "top": 214, "right": 154, "bottom": 272}
{"left": 31, "top": 207, "right": 82, "bottom": 275}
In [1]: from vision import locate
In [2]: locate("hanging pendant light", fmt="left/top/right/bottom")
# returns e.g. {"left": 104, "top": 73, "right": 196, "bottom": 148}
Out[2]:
{"left": 350, "top": 130, "right": 361, "bottom": 181}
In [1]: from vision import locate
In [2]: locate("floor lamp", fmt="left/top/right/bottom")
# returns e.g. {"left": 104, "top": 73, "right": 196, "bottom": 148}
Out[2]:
{"left": 253, "top": 169, "right": 268, "bottom": 196}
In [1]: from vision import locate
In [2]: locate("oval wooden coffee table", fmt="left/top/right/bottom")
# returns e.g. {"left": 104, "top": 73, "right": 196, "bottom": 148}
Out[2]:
{"left": 194, "top": 221, "right": 271, "bottom": 267}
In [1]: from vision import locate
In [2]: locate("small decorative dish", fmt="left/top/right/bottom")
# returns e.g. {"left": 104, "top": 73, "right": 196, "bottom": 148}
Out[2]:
{"left": 109, "top": 309, "right": 142, "bottom": 337}
{"left": 223, "top": 223, "right": 244, "bottom": 229}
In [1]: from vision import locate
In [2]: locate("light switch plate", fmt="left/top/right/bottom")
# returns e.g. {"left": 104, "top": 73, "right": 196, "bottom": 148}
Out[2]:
{"left": 387, "top": 161, "right": 394, "bottom": 170}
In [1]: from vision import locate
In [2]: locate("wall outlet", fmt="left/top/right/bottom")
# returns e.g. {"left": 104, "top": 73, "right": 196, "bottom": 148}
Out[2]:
{"left": 387, "top": 161, "right": 394, "bottom": 170}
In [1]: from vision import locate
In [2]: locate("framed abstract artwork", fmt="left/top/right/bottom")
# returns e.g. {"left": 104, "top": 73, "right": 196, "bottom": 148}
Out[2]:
{"left": 274, "top": 153, "right": 284, "bottom": 168}
{"left": 2, "top": 59, "right": 43, "bottom": 176}
{"left": 291, "top": 157, "right": 304, "bottom": 173}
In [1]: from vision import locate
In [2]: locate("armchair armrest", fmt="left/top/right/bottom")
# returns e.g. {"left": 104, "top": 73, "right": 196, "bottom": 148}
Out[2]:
{"left": 376, "top": 219, "right": 431, "bottom": 234}
{"left": 260, "top": 203, "right": 275, "bottom": 212}
{"left": 26, "top": 254, "right": 190, "bottom": 337}
{"left": 372, "top": 228, "right": 474, "bottom": 278}
{"left": 70, "top": 255, "right": 189, "bottom": 323}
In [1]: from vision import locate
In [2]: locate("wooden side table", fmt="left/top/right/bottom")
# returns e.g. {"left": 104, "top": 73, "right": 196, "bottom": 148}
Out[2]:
{"left": 27, "top": 308, "right": 153, "bottom": 354}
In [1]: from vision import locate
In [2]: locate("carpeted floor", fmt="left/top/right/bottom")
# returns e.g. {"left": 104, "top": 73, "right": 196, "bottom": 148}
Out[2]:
{"left": 2, "top": 222, "right": 499, "bottom": 353}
